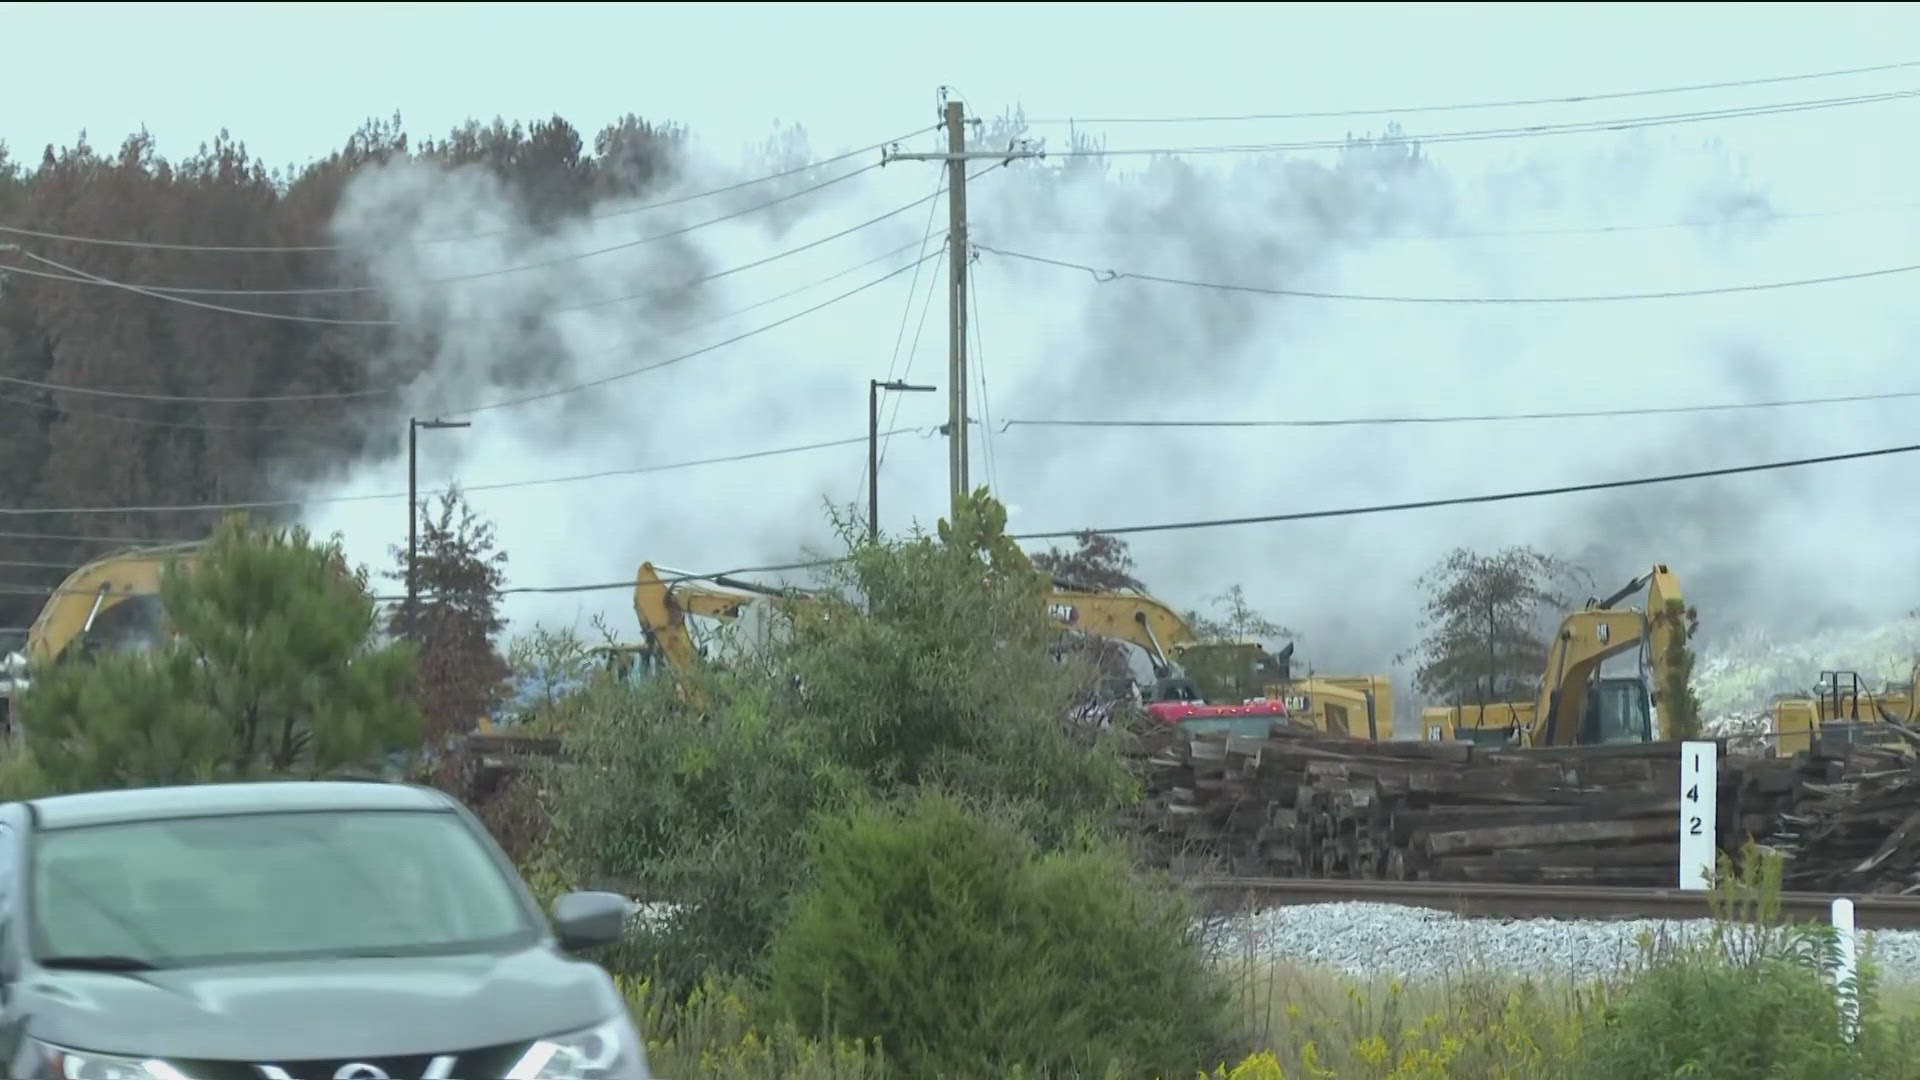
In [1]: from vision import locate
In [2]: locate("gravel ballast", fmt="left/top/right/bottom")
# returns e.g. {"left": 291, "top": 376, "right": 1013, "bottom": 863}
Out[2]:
{"left": 1200, "top": 901, "right": 1920, "bottom": 984}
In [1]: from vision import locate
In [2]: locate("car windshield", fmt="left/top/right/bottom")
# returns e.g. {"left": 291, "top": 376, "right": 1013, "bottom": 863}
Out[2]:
{"left": 30, "top": 809, "right": 536, "bottom": 968}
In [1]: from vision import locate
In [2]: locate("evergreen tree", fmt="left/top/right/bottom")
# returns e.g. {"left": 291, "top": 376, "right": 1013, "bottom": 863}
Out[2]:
{"left": 20, "top": 514, "right": 418, "bottom": 790}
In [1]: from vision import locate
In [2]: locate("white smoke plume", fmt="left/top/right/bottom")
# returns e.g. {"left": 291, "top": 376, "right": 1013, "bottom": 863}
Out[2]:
{"left": 296, "top": 109, "right": 1920, "bottom": 729}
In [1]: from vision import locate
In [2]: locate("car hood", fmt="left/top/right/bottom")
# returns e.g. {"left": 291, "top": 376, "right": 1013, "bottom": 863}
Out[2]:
{"left": 19, "top": 946, "right": 622, "bottom": 1061}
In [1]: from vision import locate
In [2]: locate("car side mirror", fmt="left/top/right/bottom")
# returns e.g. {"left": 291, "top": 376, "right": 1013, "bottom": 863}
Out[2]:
{"left": 550, "top": 890, "right": 629, "bottom": 951}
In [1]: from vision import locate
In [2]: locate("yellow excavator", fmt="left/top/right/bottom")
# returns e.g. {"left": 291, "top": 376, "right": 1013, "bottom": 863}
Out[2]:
{"left": 618, "top": 560, "right": 802, "bottom": 678}
{"left": 1042, "top": 580, "right": 1394, "bottom": 739}
{"left": 1420, "top": 565, "right": 1691, "bottom": 747}
{"left": 618, "top": 561, "right": 1392, "bottom": 739}
{"left": 0, "top": 542, "right": 205, "bottom": 728}
{"left": 1767, "top": 666, "right": 1916, "bottom": 758}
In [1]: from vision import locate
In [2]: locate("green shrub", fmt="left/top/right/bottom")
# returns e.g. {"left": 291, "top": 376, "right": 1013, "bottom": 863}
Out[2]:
{"left": 543, "top": 495, "right": 1137, "bottom": 993}
{"left": 764, "top": 789, "right": 1232, "bottom": 1079}
{"left": 1582, "top": 845, "right": 1920, "bottom": 1080}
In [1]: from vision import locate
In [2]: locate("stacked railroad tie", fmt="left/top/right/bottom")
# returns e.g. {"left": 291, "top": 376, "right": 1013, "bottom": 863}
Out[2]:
{"left": 1127, "top": 723, "right": 1805, "bottom": 888}
{"left": 1762, "top": 723, "right": 1920, "bottom": 895}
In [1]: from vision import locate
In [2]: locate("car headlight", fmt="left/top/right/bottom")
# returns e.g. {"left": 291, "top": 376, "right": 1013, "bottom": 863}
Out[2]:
{"left": 505, "top": 1014, "right": 650, "bottom": 1080}
{"left": 27, "top": 1041, "right": 188, "bottom": 1080}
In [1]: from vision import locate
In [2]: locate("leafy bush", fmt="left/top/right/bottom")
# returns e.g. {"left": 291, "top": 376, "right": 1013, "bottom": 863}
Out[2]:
{"left": 543, "top": 494, "right": 1137, "bottom": 990}
{"left": 1583, "top": 845, "right": 1920, "bottom": 1080}
{"left": 764, "top": 789, "right": 1232, "bottom": 1079}
{"left": 542, "top": 666, "right": 860, "bottom": 989}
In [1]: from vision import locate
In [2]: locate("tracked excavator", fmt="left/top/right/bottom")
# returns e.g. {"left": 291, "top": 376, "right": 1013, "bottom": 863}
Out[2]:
{"left": 1420, "top": 565, "right": 1692, "bottom": 747}
{"left": 1767, "top": 666, "right": 1917, "bottom": 758}
{"left": 1042, "top": 580, "right": 1393, "bottom": 739}
{"left": 0, "top": 542, "right": 205, "bottom": 730}
{"left": 620, "top": 561, "right": 1388, "bottom": 738}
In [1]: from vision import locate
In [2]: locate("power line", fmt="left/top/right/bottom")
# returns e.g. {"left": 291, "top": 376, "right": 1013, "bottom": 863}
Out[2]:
{"left": 0, "top": 529, "right": 199, "bottom": 545}
{"left": 3, "top": 167, "right": 939, "bottom": 330}
{"left": 370, "top": 555, "right": 850, "bottom": 602}
{"left": 1028, "top": 58, "right": 1920, "bottom": 125}
{"left": 2, "top": 157, "right": 932, "bottom": 307}
{"left": 7, "top": 160, "right": 885, "bottom": 302}
{"left": 0, "top": 125, "right": 938, "bottom": 255}
{"left": 0, "top": 232, "right": 943, "bottom": 414}
{"left": 1023, "top": 197, "right": 1920, "bottom": 245}
{"left": 0, "top": 425, "right": 938, "bottom": 517}
{"left": 389, "top": 435, "right": 1920, "bottom": 598}
{"left": 1006, "top": 441, "right": 1920, "bottom": 539}
{"left": 1032, "top": 88, "right": 1920, "bottom": 158}
{"left": 445, "top": 249, "right": 941, "bottom": 416}
{"left": 977, "top": 244, "right": 1920, "bottom": 303}
{"left": 857, "top": 169, "right": 948, "bottom": 501}
{"left": 880, "top": 224, "right": 948, "bottom": 472}
{"left": 1000, "top": 387, "right": 1920, "bottom": 430}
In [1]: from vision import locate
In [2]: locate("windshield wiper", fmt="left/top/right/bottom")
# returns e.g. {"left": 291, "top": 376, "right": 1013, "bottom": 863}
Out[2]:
{"left": 38, "top": 954, "right": 163, "bottom": 971}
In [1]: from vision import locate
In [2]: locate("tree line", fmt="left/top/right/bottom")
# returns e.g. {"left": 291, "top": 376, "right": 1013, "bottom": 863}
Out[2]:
{"left": 0, "top": 112, "right": 683, "bottom": 629}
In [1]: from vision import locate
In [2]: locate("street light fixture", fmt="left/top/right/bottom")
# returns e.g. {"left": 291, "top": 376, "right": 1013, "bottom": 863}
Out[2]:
{"left": 869, "top": 379, "right": 937, "bottom": 542}
{"left": 408, "top": 416, "right": 472, "bottom": 639}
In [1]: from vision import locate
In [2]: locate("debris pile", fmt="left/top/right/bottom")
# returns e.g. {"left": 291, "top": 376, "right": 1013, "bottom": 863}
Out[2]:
{"left": 1762, "top": 726, "right": 1920, "bottom": 896}
{"left": 1127, "top": 724, "right": 1804, "bottom": 888}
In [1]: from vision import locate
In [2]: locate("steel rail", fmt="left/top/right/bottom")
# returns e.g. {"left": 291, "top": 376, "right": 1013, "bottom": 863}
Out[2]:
{"left": 1181, "top": 877, "right": 1920, "bottom": 930}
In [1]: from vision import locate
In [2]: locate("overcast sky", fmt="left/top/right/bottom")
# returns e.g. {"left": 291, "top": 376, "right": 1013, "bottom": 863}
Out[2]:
{"left": 6, "top": 2, "right": 1918, "bottom": 715}
{"left": 1, "top": 3, "right": 1908, "bottom": 175}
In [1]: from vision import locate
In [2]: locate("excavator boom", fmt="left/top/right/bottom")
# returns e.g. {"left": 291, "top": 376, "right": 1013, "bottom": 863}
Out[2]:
{"left": 1420, "top": 564, "right": 1688, "bottom": 748}
{"left": 1, "top": 541, "right": 205, "bottom": 727}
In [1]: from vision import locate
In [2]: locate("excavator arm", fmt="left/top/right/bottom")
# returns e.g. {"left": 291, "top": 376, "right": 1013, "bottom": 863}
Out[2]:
{"left": 1041, "top": 580, "right": 1198, "bottom": 679}
{"left": 1, "top": 542, "right": 204, "bottom": 729}
{"left": 24, "top": 542, "right": 204, "bottom": 666}
{"left": 631, "top": 560, "right": 798, "bottom": 675}
{"left": 1529, "top": 564, "right": 1687, "bottom": 746}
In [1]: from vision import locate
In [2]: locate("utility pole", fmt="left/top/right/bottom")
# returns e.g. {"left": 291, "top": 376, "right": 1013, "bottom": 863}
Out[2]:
{"left": 407, "top": 416, "right": 471, "bottom": 641}
{"left": 882, "top": 93, "right": 1041, "bottom": 521}
{"left": 943, "top": 100, "right": 970, "bottom": 517}
{"left": 869, "top": 379, "right": 936, "bottom": 541}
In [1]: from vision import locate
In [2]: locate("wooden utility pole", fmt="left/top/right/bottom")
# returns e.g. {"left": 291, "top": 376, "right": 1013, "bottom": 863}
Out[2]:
{"left": 883, "top": 94, "right": 1041, "bottom": 521}
{"left": 943, "top": 100, "right": 970, "bottom": 517}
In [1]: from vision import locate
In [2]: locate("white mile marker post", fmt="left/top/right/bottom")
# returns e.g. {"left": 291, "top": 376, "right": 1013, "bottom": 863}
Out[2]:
{"left": 1678, "top": 740, "right": 1718, "bottom": 890}
{"left": 1832, "top": 897, "right": 1859, "bottom": 1043}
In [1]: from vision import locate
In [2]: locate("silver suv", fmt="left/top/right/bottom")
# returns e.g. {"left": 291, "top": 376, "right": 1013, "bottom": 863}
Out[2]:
{"left": 0, "top": 780, "right": 649, "bottom": 1079}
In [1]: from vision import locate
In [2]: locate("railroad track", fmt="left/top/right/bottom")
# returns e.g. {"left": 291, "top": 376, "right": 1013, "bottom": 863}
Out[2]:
{"left": 1182, "top": 877, "right": 1920, "bottom": 930}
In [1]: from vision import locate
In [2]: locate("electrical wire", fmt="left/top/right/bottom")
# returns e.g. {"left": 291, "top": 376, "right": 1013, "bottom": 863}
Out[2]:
{"left": 1032, "top": 88, "right": 1920, "bottom": 158}
{"left": 856, "top": 170, "right": 948, "bottom": 504}
{"left": 0, "top": 529, "right": 199, "bottom": 545}
{"left": 0, "top": 232, "right": 943, "bottom": 417}
{"left": 0, "top": 124, "right": 938, "bottom": 254}
{"left": 382, "top": 435, "right": 1920, "bottom": 598}
{"left": 977, "top": 244, "right": 1920, "bottom": 303}
{"left": 880, "top": 255, "right": 945, "bottom": 471}
{"left": 2, "top": 158, "right": 950, "bottom": 310}
{"left": 1006, "top": 441, "right": 1920, "bottom": 539}
{"left": 968, "top": 253, "right": 998, "bottom": 493}
{"left": 445, "top": 250, "right": 940, "bottom": 416}
{"left": 1023, "top": 197, "right": 1920, "bottom": 246}
{"left": 4, "top": 171, "right": 943, "bottom": 332}
{"left": 7, "top": 160, "right": 888, "bottom": 301}
{"left": 1027, "top": 58, "right": 1920, "bottom": 125}
{"left": 0, "top": 425, "right": 937, "bottom": 517}
{"left": 999, "top": 387, "right": 1920, "bottom": 430}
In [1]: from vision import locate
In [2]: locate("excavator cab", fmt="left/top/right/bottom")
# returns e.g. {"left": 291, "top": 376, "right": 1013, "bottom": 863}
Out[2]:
{"left": 1580, "top": 676, "right": 1655, "bottom": 745}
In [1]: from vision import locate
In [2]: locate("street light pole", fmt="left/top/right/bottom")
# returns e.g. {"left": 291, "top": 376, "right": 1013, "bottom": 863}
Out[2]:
{"left": 407, "top": 416, "right": 472, "bottom": 639}
{"left": 869, "top": 379, "right": 936, "bottom": 542}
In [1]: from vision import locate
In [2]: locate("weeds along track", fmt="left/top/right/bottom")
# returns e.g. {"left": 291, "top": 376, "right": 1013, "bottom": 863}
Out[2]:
{"left": 1182, "top": 877, "right": 1920, "bottom": 929}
